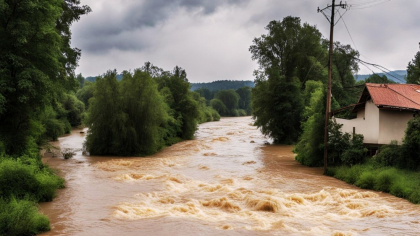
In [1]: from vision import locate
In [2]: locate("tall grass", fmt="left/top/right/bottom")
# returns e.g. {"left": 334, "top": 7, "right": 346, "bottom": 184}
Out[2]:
{"left": 327, "top": 162, "right": 420, "bottom": 204}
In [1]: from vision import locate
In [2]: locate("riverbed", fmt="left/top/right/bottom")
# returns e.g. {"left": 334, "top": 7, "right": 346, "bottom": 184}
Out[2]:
{"left": 39, "top": 117, "right": 420, "bottom": 236}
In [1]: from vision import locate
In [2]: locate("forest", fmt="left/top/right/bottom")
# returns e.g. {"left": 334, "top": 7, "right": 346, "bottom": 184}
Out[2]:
{"left": 190, "top": 80, "right": 254, "bottom": 91}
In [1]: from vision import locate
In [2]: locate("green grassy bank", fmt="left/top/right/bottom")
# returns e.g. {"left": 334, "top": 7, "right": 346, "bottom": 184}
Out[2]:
{"left": 326, "top": 160, "right": 420, "bottom": 204}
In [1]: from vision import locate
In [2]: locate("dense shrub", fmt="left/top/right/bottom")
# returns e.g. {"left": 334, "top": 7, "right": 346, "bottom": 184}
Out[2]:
{"left": 374, "top": 169, "right": 397, "bottom": 192}
{"left": 0, "top": 198, "right": 50, "bottom": 236}
{"left": 355, "top": 172, "right": 375, "bottom": 189}
{"left": 0, "top": 158, "right": 64, "bottom": 202}
{"left": 401, "top": 116, "right": 420, "bottom": 170}
{"left": 210, "top": 99, "right": 229, "bottom": 116}
{"left": 375, "top": 140, "right": 402, "bottom": 167}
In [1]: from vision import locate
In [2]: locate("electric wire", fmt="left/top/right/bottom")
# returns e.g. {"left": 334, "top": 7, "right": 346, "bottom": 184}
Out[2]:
{"left": 355, "top": 58, "right": 405, "bottom": 83}
{"left": 348, "top": 0, "right": 391, "bottom": 9}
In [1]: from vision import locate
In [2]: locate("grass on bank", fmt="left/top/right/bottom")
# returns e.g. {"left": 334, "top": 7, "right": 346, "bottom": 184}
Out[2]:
{"left": 326, "top": 159, "right": 420, "bottom": 204}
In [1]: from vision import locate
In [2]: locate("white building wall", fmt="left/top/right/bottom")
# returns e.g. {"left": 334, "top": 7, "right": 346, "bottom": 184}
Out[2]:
{"left": 335, "top": 100, "right": 379, "bottom": 144}
{"left": 378, "top": 110, "right": 413, "bottom": 145}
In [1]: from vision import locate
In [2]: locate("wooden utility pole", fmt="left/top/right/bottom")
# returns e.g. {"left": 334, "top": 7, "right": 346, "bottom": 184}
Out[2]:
{"left": 318, "top": 1, "right": 347, "bottom": 174}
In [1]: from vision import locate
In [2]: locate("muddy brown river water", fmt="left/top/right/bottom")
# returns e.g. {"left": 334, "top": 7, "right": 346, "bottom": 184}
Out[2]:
{"left": 39, "top": 117, "right": 420, "bottom": 236}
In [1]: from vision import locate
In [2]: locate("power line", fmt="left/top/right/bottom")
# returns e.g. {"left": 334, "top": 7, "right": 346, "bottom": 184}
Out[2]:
{"left": 338, "top": 10, "right": 358, "bottom": 52}
{"left": 354, "top": 58, "right": 405, "bottom": 83}
{"left": 348, "top": 0, "right": 391, "bottom": 9}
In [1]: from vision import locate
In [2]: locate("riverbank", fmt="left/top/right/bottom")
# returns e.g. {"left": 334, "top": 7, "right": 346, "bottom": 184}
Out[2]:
{"left": 326, "top": 161, "right": 420, "bottom": 204}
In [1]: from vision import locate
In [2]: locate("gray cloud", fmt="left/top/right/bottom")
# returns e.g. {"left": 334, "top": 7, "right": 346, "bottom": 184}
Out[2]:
{"left": 73, "top": 0, "right": 249, "bottom": 53}
{"left": 72, "top": 0, "right": 420, "bottom": 81}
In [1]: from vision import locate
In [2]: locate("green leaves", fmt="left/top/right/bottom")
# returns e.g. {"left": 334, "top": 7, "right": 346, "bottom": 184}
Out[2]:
{"left": 252, "top": 70, "right": 303, "bottom": 144}
{"left": 85, "top": 65, "right": 206, "bottom": 156}
{"left": 0, "top": 0, "right": 90, "bottom": 156}
{"left": 406, "top": 51, "right": 420, "bottom": 84}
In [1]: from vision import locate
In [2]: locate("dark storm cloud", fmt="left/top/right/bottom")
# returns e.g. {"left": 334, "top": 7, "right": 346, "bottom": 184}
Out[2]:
{"left": 74, "top": 0, "right": 249, "bottom": 53}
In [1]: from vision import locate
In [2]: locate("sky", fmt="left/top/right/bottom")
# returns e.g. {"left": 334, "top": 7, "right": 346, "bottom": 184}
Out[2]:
{"left": 71, "top": 0, "right": 420, "bottom": 83}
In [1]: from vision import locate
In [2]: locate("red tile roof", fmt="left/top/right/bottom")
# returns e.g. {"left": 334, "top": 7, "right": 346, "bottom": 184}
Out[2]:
{"left": 364, "top": 83, "right": 420, "bottom": 110}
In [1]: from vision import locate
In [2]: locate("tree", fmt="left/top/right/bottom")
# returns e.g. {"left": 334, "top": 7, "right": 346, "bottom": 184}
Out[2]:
{"left": 154, "top": 66, "right": 200, "bottom": 140}
{"left": 210, "top": 99, "right": 229, "bottom": 116}
{"left": 85, "top": 71, "right": 124, "bottom": 155}
{"left": 331, "top": 42, "right": 360, "bottom": 106}
{"left": 195, "top": 88, "right": 213, "bottom": 102}
{"left": 250, "top": 16, "right": 325, "bottom": 82}
{"left": 0, "top": 0, "right": 90, "bottom": 155}
{"left": 401, "top": 116, "right": 420, "bottom": 170}
{"left": 252, "top": 69, "right": 304, "bottom": 144}
{"left": 364, "top": 74, "right": 395, "bottom": 84}
{"left": 294, "top": 81, "right": 326, "bottom": 166}
{"left": 406, "top": 50, "right": 420, "bottom": 84}
{"left": 214, "top": 90, "right": 239, "bottom": 116}
{"left": 76, "top": 73, "right": 85, "bottom": 88}
{"left": 249, "top": 16, "right": 324, "bottom": 144}
{"left": 236, "top": 87, "right": 252, "bottom": 115}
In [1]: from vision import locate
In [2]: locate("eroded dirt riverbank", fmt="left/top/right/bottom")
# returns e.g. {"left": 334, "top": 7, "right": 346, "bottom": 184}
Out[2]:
{"left": 39, "top": 117, "right": 420, "bottom": 236}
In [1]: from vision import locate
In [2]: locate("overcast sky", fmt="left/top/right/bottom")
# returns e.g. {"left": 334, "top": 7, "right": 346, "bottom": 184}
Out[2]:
{"left": 71, "top": 0, "right": 420, "bottom": 83}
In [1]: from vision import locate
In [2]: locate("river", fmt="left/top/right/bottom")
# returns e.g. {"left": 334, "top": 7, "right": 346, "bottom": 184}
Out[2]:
{"left": 39, "top": 117, "right": 420, "bottom": 236}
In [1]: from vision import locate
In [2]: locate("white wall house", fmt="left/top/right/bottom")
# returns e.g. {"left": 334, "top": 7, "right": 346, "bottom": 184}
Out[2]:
{"left": 334, "top": 83, "right": 420, "bottom": 146}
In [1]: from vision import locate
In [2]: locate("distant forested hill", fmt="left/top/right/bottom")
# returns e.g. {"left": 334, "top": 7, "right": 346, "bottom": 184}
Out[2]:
{"left": 85, "top": 74, "right": 123, "bottom": 82}
{"left": 354, "top": 70, "right": 407, "bottom": 83}
{"left": 191, "top": 80, "right": 254, "bottom": 91}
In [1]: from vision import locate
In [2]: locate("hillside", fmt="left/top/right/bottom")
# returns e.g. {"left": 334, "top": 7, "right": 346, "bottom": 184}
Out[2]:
{"left": 190, "top": 80, "right": 254, "bottom": 91}
{"left": 354, "top": 70, "right": 406, "bottom": 83}
{"left": 85, "top": 74, "right": 123, "bottom": 82}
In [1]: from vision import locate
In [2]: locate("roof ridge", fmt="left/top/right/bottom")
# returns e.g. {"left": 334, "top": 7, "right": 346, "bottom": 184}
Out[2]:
{"left": 386, "top": 84, "right": 420, "bottom": 107}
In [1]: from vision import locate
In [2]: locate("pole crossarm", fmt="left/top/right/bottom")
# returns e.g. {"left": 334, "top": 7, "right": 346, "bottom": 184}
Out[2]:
{"left": 318, "top": 1, "right": 348, "bottom": 25}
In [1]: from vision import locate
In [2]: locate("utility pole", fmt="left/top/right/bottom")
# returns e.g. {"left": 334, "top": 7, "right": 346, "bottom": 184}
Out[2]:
{"left": 318, "top": 1, "right": 348, "bottom": 174}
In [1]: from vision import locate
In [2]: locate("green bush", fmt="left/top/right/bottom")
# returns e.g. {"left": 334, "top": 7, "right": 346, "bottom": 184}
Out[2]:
{"left": 409, "top": 190, "right": 420, "bottom": 204}
{"left": 237, "top": 109, "right": 247, "bottom": 116}
{"left": 0, "top": 159, "right": 64, "bottom": 202}
{"left": 390, "top": 179, "right": 412, "bottom": 198}
{"left": 401, "top": 116, "right": 420, "bottom": 170}
{"left": 355, "top": 172, "right": 375, "bottom": 189}
{"left": 375, "top": 140, "right": 402, "bottom": 167}
{"left": 211, "top": 109, "right": 220, "bottom": 121}
{"left": 374, "top": 169, "right": 398, "bottom": 192}
{"left": 0, "top": 198, "right": 50, "bottom": 236}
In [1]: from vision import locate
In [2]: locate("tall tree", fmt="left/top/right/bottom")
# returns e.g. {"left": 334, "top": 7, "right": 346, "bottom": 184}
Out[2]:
{"left": 85, "top": 71, "right": 124, "bottom": 155}
{"left": 235, "top": 87, "right": 252, "bottom": 115}
{"left": 214, "top": 89, "right": 239, "bottom": 115}
{"left": 331, "top": 42, "right": 360, "bottom": 106}
{"left": 249, "top": 16, "right": 323, "bottom": 143}
{"left": 0, "top": 0, "right": 90, "bottom": 155}
{"left": 406, "top": 50, "right": 420, "bottom": 84}
{"left": 252, "top": 69, "right": 303, "bottom": 144}
{"left": 250, "top": 16, "right": 325, "bottom": 82}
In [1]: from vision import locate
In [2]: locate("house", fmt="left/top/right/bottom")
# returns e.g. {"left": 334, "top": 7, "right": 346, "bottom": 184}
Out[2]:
{"left": 334, "top": 83, "right": 420, "bottom": 147}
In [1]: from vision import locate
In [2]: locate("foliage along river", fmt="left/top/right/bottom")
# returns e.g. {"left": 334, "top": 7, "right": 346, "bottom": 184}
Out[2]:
{"left": 39, "top": 117, "right": 420, "bottom": 236}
